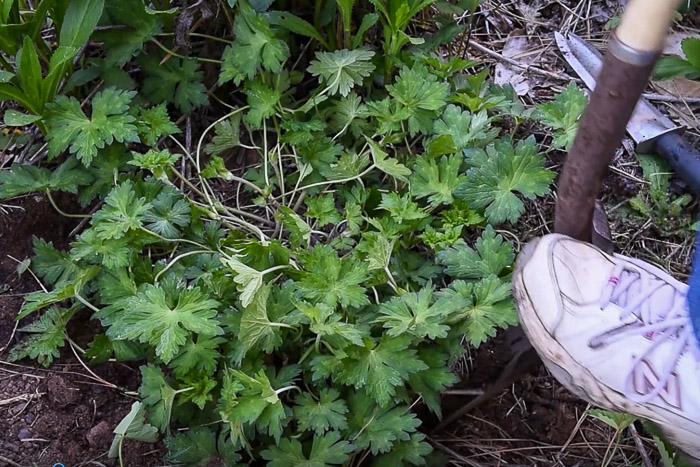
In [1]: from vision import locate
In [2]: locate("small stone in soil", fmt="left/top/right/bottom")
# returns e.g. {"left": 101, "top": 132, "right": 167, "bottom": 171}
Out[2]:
{"left": 2, "top": 441, "right": 20, "bottom": 453}
{"left": 17, "top": 428, "right": 31, "bottom": 440}
{"left": 45, "top": 374, "right": 79, "bottom": 408}
{"left": 86, "top": 421, "right": 112, "bottom": 448}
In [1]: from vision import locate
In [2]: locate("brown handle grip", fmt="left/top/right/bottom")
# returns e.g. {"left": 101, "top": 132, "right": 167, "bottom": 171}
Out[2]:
{"left": 554, "top": 35, "right": 659, "bottom": 241}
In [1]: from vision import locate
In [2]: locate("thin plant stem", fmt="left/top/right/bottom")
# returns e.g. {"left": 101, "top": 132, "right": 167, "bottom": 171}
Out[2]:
{"left": 154, "top": 249, "right": 212, "bottom": 283}
{"left": 118, "top": 438, "right": 124, "bottom": 467}
{"left": 158, "top": 32, "right": 233, "bottom": 44}
{"left": 150, "top": 38, "right": 222, "bottom": 64}
{"left": 45, "top": 190, "right": 90, "bottom": 218}
{"left": 139, "top": 226, "right": 211, "bottom": 250}
{"left": 273, "top": 163, "right": 376, "bottom": 200}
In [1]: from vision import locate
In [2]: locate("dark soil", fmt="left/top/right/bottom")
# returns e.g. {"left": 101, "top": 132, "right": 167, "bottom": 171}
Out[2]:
{"left": 431, "top": 333, "right": 658, "bottom": 466}
{"left": 0, "top": 195, "right": 164, "bottom": 467}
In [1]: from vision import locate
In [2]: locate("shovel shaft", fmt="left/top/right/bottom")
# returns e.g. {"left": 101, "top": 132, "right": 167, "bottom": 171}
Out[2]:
{"left": 554, "top": 0, "right": 681, "bottom": 241}
{"left": 555, "top": 36, "right": 658, "bottom": 241}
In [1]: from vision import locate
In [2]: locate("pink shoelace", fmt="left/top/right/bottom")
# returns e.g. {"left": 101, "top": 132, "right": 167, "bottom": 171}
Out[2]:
{"left": 590, "top": 259, "right": 699, "bottom": 404}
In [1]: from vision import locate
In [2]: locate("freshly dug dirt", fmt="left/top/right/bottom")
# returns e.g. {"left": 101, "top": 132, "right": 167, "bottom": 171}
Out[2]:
{"left": 0, "top": 195, "right": 163, "bottom": 467}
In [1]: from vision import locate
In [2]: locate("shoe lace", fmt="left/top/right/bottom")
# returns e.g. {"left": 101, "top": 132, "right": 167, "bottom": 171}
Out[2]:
{"left": 590, "top": 260, "right": 699, "bottom": 404}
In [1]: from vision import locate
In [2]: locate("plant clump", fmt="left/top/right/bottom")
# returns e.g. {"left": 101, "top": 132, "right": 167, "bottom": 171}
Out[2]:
{"left": 0, "top": 0, "right": 566, "bottom": 464}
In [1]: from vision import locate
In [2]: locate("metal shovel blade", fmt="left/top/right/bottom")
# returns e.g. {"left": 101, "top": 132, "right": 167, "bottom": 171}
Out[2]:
{"left": 555, "top": 32, "right": 683, "bottom": 153}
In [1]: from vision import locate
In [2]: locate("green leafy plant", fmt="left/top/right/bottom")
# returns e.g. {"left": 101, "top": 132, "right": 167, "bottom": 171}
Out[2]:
{"left": 535, "top": 82, "right": 587, "bottom": 150}
{"left": 0, "top": 0, "right": 559, "bottom": 464}
{"left": 655, "top": 37, "right": 700, "bottom": 80}
{"left": 627, "top": 153, "right": 695, "bottom": 237}
{"left": 587, "top": 410, "right": 695, "bottom": 467}
{"left": 370, "top": 0, "right": 436, "bottom": 80}
{"left": 0, "top": 0, "right": 106, "bottom": 126}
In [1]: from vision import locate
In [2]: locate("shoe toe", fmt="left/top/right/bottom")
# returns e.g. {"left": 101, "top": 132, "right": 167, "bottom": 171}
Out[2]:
{"left": 515, "top": 235, "right": 615, "bottom": 333}
{"left": 550, "top": 237, "right": 615, "bottom": 305}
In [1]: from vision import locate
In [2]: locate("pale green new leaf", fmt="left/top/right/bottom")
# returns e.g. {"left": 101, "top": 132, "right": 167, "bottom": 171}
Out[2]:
{"left": 328, "top": 151, "right": 371, "bottom": 178}
{"left": 367, "top": 138, "right": 411, "bottom": 182}
{"left": 219, "top": 2, "right": 290, "bottom": 84}
{"left": 340, "top": 336, "right": 427, "bottom": 406}
{"left": 276, "top": 206, "right": 312, "bottom": 249}
{"left": 205, "top": 114, "right": 241, "bottom": 156}
{"left": 308, "top": 48, "right": 375, "bottom": 96}
{"left": 587, "top": 409, "right": 636, "bottom": 431}
{"left": 375, "top": 285, "right": 459, "bottom": 339}
{"left": 244, "top": 80, "right": 281, "bottom": 127}
{"left": 305, "top": 194, "right": 342, "bottom": 227}
{"left": 296, "top": 300, "right": 365, "bottom": 347}
{"left": 293, "top": 388, "right": 348, "bottom": 435}
{"left": 437, "top": 226, "right": 514, "bottom": 279}
{"left": 378, "top": 192, "right": 428, "bottom": 224}
{"left": 437, "top": 276, "right": 516, "bottom": 346}
{"left": 109, "top": 285, "right": 222, "bottom": 363}
{"left": 237, "top": 285, "right": 287, "bottom": 355}
{"left": 346, "top": 392, "right": 421, "bottom": 454}
{"left": 329, "top": 93, "right": 366, "bottom": 136}
{"left": 360, "top": 231, "right": 395, "bottom": 271}
{"left": 410, "top": 154, "right": 465, "bottom": 207}
{"left": 45, "top": 87, "right": 139, "bottom": 165}
{"left": 179, "top": 373, "right": 218, "bottom": 410}
{"left": 432, "top": 105, "right": 496, "bottom": 149}
{"left": 387, "top": 64, "right": 449, "bottom": 135}
{"left": 223, "top": 369, "right": 290, "bottom": 443}
{"left": 108, "top": 402, "right": 158, "bottom": 458}
{"left": 136, "top": 103, "right": 180, "bottom": 146}
{"left": 535, "top": 82, "right": 587, "bottom": 150}
{"left": 92, "top": 180, "right": 152, "bottom": 240}
{"left": 221, "top": 255, "right": 265, "bottom": 307}
{"left": 201, "top": 156, "right": 235, "bottom": 181}
{"left": 129, "top": 149, "right": 180, "bottom": 180}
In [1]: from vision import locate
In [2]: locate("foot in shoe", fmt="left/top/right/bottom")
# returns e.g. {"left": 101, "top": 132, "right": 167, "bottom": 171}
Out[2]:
{"left": 512, "top": 234, "right": 700, "bottom": 462}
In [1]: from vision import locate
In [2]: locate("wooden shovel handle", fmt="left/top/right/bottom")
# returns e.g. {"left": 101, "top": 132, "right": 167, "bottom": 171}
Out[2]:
{"left": 617, "top": 0, "right": 680, "bottom": 52}
{"left": 554, "top": 0, "right": 682, "bottom": 241}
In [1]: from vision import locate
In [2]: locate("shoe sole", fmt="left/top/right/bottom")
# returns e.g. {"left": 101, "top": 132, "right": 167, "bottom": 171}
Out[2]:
{"left": 512, "top": 237, "right": 700, "bottom": 464}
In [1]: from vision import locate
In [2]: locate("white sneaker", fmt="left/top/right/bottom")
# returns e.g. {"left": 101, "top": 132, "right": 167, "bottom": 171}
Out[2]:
{"left": 512, "top": 234, "right": 700, "bottom": 462}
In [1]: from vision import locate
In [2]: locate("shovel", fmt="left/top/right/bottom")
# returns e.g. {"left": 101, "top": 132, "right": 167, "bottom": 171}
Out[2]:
{"left": 554, "top": 0, "right": 691, "bottom": 242}
{"left": 556, "top": 32, "right": 700, "bottom": 196}
{"left": 434, "top": 0, "right": 689, "bottom": 433}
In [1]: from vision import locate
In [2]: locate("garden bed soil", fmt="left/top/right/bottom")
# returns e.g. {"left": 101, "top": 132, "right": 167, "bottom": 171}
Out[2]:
{"left": 0, "top": 196, "right": 164, "bottom": 467}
